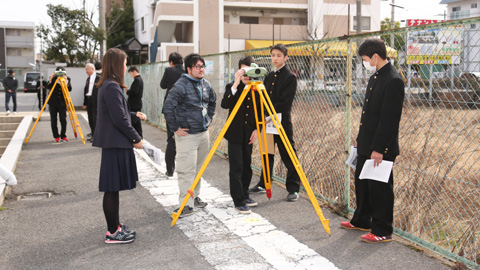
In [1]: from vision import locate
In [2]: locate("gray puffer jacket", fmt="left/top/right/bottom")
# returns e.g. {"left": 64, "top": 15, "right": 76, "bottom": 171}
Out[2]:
{"left": 163, "top": 74, "right": 216, "bottom": 134}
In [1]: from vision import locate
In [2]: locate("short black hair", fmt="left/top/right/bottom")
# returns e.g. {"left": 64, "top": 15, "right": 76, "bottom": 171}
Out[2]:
{"left": 238, "top": 56, "right": 255, "bottom": 69}
{"left": 358, "top": 38, "right": 387, "bottom": 60}
{"left": 56, "top": 66, "right": 65, "bottom": 71}
{"left": 128, "top": 66, "right": 139, "bottom": 73}
{"left": 184, "top": 53, "right": 205, "bottom": 71}
{"left": 94, "top": 62, "right": 102, "bottom": 70}
{"left": 169, "top": 52, "right": 183, "bottom": 65}
{"left": 270, "top": 43, "right": 288, "bottom": 56}
{"left": 8, "top": 69, "right": 14, "bottom": 75}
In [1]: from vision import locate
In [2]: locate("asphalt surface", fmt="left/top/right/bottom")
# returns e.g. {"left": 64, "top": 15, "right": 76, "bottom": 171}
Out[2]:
{"left": 0, "top": 92, "right": 454, "bottom": 270}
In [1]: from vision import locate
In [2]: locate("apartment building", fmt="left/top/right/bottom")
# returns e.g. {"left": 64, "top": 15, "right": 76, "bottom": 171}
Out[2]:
{"left": 0, "top": 21, "right": 36, "bottom": 78}
{"left": 134, "top": 0, "right": 381, "bottom": 62}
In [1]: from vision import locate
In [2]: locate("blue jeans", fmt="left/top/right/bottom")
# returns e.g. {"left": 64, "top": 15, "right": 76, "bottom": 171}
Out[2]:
{"left": 5, "top": 91, "right": 17, "bottom": 112}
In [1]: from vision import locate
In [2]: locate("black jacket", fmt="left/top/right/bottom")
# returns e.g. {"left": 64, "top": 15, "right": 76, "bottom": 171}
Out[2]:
{"left": 47, "top": 76, "right": 72, "bottom": 107}
{"left": 83, "top": 73, "right": 100, "bottom": 106}
{"left": 161, "top": 64, "right": 184, "bottom": 114}
{"left": 221, "top": 81, "right": 260, "bottom": 144}
{"left": 3, "top": 75, "right": 18, "bottom": 92}
{"left": 263, "top": 65, "right": 297, "bottom": 137}
{"left": 356, "top": 62, "right": 405, "bottom": 159}
{"left": 127, "top": 75, "right": 143, "bottom": 112}
{"left": 92, "top": 79, "right": 141, "bottom": 149}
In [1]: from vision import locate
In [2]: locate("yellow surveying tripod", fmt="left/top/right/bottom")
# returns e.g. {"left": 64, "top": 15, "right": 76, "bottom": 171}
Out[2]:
{"left": 25, "top": 75, "right": 85, "bottom": 144}
{"left": 171, "top": 76, "right": 331, "bottom": 235}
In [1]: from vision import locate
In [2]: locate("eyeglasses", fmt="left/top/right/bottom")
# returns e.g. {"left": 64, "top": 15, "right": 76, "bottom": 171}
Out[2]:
{"left": 194, "top": 65, "right": 206, "bottom": 70}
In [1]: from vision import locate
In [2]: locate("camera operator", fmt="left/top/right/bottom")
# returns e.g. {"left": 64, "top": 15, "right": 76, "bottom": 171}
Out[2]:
{"left": 48, "top": 67, "right": 72, "bottom": 142}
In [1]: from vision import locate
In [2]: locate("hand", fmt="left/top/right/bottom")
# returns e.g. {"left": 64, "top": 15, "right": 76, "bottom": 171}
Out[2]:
{"left": 136, "top": 112, "right": 147, "bottom": 120}
{"left": 233, "top": 69, "right": 245, "bottom": 86}
{"left": 249, "top": 130, "right": 258, "bottom": 144}
{"left": 371, "top": 151, "right": 383, "bottom": 167}
{"left": 175, "top": 127, "right": 189, "bottom": 136}
{"left": 133, "top": 140, "right": 143, "bottom": 149}
{"left": 82, "top": 105, "right": 87, "bottom": 110}
{"left": 8, "top": 90, "right": 13, "bottom": 93}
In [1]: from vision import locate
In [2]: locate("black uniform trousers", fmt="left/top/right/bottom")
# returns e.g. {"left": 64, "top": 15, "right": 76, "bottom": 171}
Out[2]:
{"left": 350, "top": 154, "right": 396, "bottom": 237}
{"left": 228, "top": 140, "right": 253, "bottom": 207}
{"left": 49, "top": 104, "right": 67, "bottom": 138}
{"left": 86, "top": 96, "right": 97, "bottom": 136}
{"left": 131, "top": 115, "right": 142, "bottom": 138}
{"left": 37, "top": 89, "right": 46, "bottom": 110}
{"left": 165, "top": 123, "right": 176, "bottom": 175}
{"left": 255, "top": 133, "right": 300, "bottom": 193}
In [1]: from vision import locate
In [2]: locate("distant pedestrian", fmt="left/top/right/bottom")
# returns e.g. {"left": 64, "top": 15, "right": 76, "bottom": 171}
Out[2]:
{"left": 92, "top": 48, "right": 147, "bottom": 244}
{"left": 3, "top": 70, "right": 18, "bottom": 115}
{"left": 160, "top": 52, "right": 184, "bottom": 177}
{"left": 36, "top": 75, "right": 48, "bottom": 110}
{"left": 127, "top": 66, "right": 144, "bottom": 137}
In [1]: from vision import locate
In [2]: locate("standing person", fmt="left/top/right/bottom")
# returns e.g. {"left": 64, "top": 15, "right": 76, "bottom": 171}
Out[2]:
{"left": 83, "top": 63, "right": 100, "bottom": 142}
{"left": 160, "top": 52, "right": 184, "bottom": 177}
{"left": 248, "top": 43, "right": 301, "bottom": 202}
{"left": 221, "top": 56, "right": 260, "bottom": 214}
{"left": 47, "top": 67, "right": 72, "bottom": 142}
{"left": 92, "top": 48, "right": 147, "bottom": 244}
{"left": 3, "top": 70, "right": 18, "bottom": 115}
{"left": 340, "top": 38, "right": 404, "bottom": 243}
{"left": 163, "top": 53, "right": 217, "bottom": 217}
{"left": 36, "top": 75, "right": 48, "bottom": 110}
{"left": 126, "top": 66, "right": 143, "bottom": 137}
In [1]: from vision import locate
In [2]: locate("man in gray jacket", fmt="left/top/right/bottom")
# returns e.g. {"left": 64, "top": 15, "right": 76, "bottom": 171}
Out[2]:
{"left": 163, "top": 53, "right": 216, "bottom": 217}
{"left": 3, "top": 70, "right": 18, "bottom": 115}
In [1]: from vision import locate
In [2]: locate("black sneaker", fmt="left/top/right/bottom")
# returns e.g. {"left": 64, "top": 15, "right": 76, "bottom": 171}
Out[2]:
{"left": 119, "top": 224, "right": 136, "bottom": 236}
{"left": 249, "top": 185, "right": 266, "bottom": 194}
{"left": 165, "top": 171, "right": 173, "bottom": 177}
{"left": 245, "top": 198, "right": 258, "bottom": 207}
{"left": 194, "top": 197, "right": 207, "bottom": 208}
{"left": 174, "top": 205, "right": 194, "bottom": 218}
{"left": 235, "top": 205, "right": 252, "bottom": 214}
{"left": 287, "top": 192, "right": 299, "bottom": 202}
{"left": 105, "top": 227, "right": 135, "bottom": 244}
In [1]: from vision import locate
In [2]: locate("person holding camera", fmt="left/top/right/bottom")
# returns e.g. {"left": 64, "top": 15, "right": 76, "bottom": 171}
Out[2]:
{"left": 221, "top": 56, "right": 260, "bottom": 214}
{"left": 48, "top": 67, "right": 72, "bottom": 142}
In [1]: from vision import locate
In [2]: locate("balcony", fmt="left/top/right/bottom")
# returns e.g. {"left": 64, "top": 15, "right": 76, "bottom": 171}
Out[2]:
{"left": 224, "top": 23, "right": 307, "bottom": 41}
{"left": 6, "top": 36, "right": 34, "bottom": 49}
{"left": 6, "top": 56, "right": 35, "bottom": 68}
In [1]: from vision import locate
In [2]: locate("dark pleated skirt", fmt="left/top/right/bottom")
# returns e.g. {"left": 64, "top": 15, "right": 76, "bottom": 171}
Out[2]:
{"left": 99, "top": 148, "right": 138, "bottom": 192}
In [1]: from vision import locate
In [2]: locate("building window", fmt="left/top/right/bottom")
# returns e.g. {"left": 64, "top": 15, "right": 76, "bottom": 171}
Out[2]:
{"left": 240, "top": 16, "right": 259, "bottom": 24}
{"left": 353, "top": 16, "right": 371, "bottom": 31}
{"left": 224, "top": 15, "right": 230, "bottom": 23}
{"left": 273, "top": 18, "right": 283, "bottom": 24}
{"left": 452, "top": 6, "right": 461, "bottom": 12}
{"left": 141, "top": 17, "right": 145, "bottom": 32}
{"left": 472, "top": 3, "right": 478, "bottom": 8}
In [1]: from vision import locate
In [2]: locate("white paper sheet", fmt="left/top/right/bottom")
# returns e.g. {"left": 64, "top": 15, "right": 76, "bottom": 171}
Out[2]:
{"left": 143, "top": 142, "right": 164, "bottom": 166}
{"left": 265, "top": 113, "right": 282, "bottom": 135}
{"left": 359, "top": 159, "right": 394, "bottom": 183}
{"left": 346, "top": 146, "right": 358, "bottom": 169}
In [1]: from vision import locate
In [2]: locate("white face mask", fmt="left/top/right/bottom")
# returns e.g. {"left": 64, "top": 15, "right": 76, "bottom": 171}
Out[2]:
{"left": 363, "top": 57, "right": 377, "bottom": 73}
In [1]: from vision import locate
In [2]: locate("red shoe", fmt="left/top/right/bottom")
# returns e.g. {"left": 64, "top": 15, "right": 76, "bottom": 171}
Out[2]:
{"left": 61, "top": 137, "right": 69, "bottom": 142}
{"left": 340, "top": 221, "right": 370, "bottom": 231}
{"left": 54, "top": 138, "right": 60, "bottom": 143}
{"left": 361, "top": 232, "right": 392, "bottom": 243}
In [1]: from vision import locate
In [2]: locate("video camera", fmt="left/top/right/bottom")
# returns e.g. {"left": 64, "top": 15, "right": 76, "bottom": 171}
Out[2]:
{"left": 55, "top": 70, "right": 67, "bottom": 77}
{"left": 242, "top": 63, "right": 267, "bottom": 79}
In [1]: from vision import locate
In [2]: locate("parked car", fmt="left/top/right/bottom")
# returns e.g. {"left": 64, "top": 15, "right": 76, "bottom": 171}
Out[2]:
{"left": 24, "top": 72, "right": 41, "bottom": 92}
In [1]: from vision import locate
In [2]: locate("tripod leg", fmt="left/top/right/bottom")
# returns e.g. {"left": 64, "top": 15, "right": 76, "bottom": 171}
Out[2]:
{"left": 60, "top": 78, "right": 85, "bottom": 144}
{"left": 257, "top": 86, "right": 331, "bottom": 235}
{"left": 60, "top": 79, "right": 77, "bottom": 139}
{"left": 25, "top": 78, "right": 59, "bottom": 144}
{"left": 171, "top": 87, "right": 250, "bottom": 227}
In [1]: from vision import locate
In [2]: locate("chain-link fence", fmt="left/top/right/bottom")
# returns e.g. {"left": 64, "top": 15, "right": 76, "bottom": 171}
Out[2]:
{"left": 128, "top": 17, "right": 480, "bottom": 269}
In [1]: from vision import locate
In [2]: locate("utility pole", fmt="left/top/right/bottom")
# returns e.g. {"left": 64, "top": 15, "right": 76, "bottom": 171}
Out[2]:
{"left": 391, "top": 0, "right": 395, "bottom": 48}
{"left": 99, "top": 0, "right": 107, "bottom": 59}
{"left": 356, "top": 0, "right": 362, "bottom": 34}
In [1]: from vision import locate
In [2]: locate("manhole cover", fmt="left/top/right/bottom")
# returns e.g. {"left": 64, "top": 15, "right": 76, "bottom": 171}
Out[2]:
{"left": 17, "top": 192, "right": 53, "bottom": 201}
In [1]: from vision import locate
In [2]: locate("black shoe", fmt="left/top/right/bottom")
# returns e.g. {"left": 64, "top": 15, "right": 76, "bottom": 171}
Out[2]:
{"left": 105, "top": 227, "right": 135, "bottom": 244}
{"left": 235, "top": 205, "right": 252, "bottom": 214}
{"left": 119, "top": 224, "right": 136, "bottom": 236}
{"left": 194, "top": 197, "right": 207, "bottom": 208}
{"left": 87, "top": 138, "right": 93, "bottom": 142}
{"left": 287, "top": 192, "right": 299, "bottom": 202}
{"left": 249, "top": 185, "right": 266, "bottom": 194}
{"left": 165, "top": 171, "right": 173, "bottom": 177}
{"left": 87, "top": 133, "right": 92, "bottom": 138}
{"left": 245, "top": 198, "right": 258, "bottom": 207}
{"left": 174, "top": 205, "right": 194, "bottom": 218}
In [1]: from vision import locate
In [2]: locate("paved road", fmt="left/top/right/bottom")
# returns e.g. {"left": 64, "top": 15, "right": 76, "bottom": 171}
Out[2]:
{"left": 0, "top": 109, "right": 453, "bottom": 269}
{"left": 1, "top": 91, "right": 42, "bottom": 113}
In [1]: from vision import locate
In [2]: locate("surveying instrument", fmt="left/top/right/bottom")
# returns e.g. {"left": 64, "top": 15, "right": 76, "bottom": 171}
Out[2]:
{"left": 25, "top": 70, "right": 85, "bottom": 144}
{"left": 171, "top": 64, "right": 331, "bottom": 235}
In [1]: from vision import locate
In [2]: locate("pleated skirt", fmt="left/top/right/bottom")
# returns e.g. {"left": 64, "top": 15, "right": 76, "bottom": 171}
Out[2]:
{"left": 99, "top": 148, "right": 138, "bottom": 192}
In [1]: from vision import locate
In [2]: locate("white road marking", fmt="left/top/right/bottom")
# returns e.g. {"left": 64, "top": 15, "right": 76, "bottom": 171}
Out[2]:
{"left": 135, "top": 140, "right": 340, "bottom": 270}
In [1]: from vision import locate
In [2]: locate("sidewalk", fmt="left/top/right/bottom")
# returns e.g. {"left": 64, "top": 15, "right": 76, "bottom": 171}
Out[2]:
{"left": 0, "top": 113, "right": 453, "bottom": 270}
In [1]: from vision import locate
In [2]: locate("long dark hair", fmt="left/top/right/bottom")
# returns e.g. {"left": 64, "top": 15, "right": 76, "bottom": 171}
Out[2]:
{"left": 97, "top": 48, "right": 127, "bottom": 89}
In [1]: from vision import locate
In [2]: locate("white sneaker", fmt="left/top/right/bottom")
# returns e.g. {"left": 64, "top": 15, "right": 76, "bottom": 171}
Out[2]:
{"left": 6, "top": 110, "right": 10, "bottom": 115}
{"left": 13, "top": 111, "right": 17, "bottom": 115}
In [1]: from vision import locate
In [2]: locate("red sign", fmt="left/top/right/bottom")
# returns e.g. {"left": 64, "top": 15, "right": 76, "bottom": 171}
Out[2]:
{"left": 407, "top": 19, "right": 444, "bottom": 26}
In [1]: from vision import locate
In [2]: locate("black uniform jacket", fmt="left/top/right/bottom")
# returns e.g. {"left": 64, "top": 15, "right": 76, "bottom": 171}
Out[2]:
{"left": 127, "top": 75, "right": 143, "bottom": 112}
{"left": 356, "top": 62, "right": 405, "bottom": 159}
{"left": 161, "top": 64, "right": 184, "bottom": 113}
{"left": 47, "top": 76, "right": 72, "bottom": 107}
{"left": 263, "top": 65, "right": 297, "bottom": 137}
{"left": 83, "top": 73, "right": 100, "bottom": 106}
{"left": 221, "top": 81, "right": 261, "bottom": 144}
